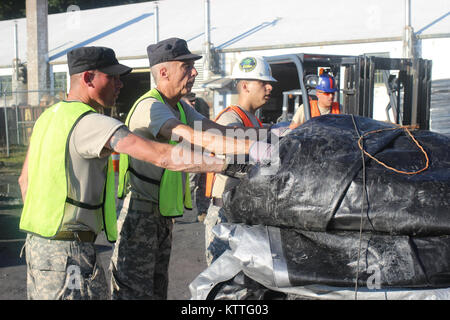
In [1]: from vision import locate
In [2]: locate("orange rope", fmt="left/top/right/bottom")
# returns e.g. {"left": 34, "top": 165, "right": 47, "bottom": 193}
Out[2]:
{"left": 357, "top": 125, "right": 429, "bottom": 175}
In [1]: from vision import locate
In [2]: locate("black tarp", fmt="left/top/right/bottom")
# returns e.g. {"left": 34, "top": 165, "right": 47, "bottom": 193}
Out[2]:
{"left": 224, "top": 115, "right": 450, "bottom": 236}
{"left": 282, "top": 230, "right": 450, "bottom": 288}
{"left": 220, "top": 115, "right": 450, "bottom": 289}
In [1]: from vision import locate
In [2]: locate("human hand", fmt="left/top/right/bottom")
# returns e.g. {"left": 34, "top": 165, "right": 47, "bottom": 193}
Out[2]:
{"left": 248, "top": 141, "right": 275, "bottom": 165}
{"left": 270, "top": 121, "right": 292, "bottom": 137}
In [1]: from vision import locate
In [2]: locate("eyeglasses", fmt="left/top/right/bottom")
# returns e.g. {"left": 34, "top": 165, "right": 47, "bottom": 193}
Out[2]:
{"left": 317, "top": 90, "right": 335, "bottom": 96}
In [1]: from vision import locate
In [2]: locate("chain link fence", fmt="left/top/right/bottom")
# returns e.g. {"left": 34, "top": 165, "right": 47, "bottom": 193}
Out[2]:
{"left": 0, "top": 89, "right": 120, "bottom": 157}
{"left": 0, "top": 89, "right": 66, "bottom": 157}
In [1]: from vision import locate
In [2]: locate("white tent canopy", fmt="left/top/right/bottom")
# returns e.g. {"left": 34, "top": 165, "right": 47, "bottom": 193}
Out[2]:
{"left": 0, "top": 0, "right": 449, "bottom": 67}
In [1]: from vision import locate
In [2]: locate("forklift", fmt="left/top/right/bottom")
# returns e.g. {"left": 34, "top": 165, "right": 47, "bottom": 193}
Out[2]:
{"left": 262, "top": 53, "right": 432, "bottom": 130}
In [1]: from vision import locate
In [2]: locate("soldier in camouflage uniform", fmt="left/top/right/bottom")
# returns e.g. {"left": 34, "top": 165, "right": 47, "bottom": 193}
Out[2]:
{"left": 110, "top": 194, "right": 172, "bottom": 299}
{"left": 109, "top": 39, "right": 208, "bottom": 300}
{"left": 24, "top": 234, "right": 107, "bottom": 300}
{"left": 109, "top": 38, "right": 264, "bottom": 299}
{"left": 18, "top": 46, "right": 227, "bottom": 300}
{"left": 18, "top": 47, "right": 133, "bottom": 300}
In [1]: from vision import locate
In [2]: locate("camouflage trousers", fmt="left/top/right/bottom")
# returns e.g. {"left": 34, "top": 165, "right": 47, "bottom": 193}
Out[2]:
{"left": 24, "top": 234, "right": 107, "bottom": 300}
{"left": 109, "top": 192, "right": 173, "bottom": 300}
{"left": 204, "top": 204, "right": 228, "bottom": 266}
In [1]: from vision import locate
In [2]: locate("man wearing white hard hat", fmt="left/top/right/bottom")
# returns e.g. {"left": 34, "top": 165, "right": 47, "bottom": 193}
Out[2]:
{"left": 203, "top": 55, "right": 277, "bottom": 265}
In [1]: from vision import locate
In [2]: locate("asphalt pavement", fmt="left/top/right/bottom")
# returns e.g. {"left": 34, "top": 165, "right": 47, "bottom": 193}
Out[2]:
{"left": 0, "top": 173, "right": 208, "bottom": 300}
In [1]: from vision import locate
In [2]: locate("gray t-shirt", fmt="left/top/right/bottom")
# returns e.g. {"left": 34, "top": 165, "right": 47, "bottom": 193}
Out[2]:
{"left": 61, "top": 113, "right": 124, "bottom": 233}
{"left": 212, "top": 107, "right": 261, "bottom": 198}
{"left": 127, "top": 97, "right": 206, "bottom": 203}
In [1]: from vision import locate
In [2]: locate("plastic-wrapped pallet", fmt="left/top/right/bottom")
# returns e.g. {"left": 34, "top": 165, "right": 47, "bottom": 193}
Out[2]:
{"left": 190, "top": 114, "right": 450, "bottom": 300}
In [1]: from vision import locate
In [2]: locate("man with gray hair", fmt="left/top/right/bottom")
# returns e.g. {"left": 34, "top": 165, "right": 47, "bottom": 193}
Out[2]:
{"left": 110, "top": 38, "right": 273, "bottom": 300}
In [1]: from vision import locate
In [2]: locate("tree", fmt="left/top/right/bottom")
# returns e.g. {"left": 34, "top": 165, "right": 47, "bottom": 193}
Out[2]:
{"left": 0, "top": 0, "right": 154, "bottom": 21}
{"left": 0, "top": 0, "right": 25, "bottom": 20}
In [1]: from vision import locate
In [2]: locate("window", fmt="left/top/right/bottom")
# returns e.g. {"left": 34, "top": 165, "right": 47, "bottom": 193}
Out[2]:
{"left": 0, "top": 75, "right": 12, "bottom": 96}
{"left": 53, "top": 72, "right": 67, "bottom": 93}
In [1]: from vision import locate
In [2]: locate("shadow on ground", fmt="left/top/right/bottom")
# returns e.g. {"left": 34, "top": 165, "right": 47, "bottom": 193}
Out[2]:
{"left": 0, "top": 209, "right": 26, "bottom": 268}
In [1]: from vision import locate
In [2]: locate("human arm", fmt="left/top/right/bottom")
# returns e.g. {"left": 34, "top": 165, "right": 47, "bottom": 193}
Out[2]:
{"left": 158, "top": 103, "right": 274, "bottom": 156}
{"left": 158, "top": 118, "right": 253, "bottom": 156}
{"left": 107, "top": 126, "right": 226, "bottom": 173}
{"left": 146, "top": 98, "right": 272, "bottom": 156}
{"left": 200, "top": 118, "right": 270, "bottom": 141}
{"left": 18, "top": 147, "right": 30, "bottom": 202}
{"left": 73, "top": 113, "right": 240, "bottom": 175}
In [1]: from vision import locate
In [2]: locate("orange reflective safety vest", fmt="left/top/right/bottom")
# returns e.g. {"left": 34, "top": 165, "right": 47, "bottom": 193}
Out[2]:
{"left": 204, "top": 105, "right": 263, "bottom": 198}
{"left": 309, "top": 100, "right": 341, "bottom": 117}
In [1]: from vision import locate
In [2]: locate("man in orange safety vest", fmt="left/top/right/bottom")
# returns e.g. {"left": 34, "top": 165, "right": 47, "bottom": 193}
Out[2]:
{"left": 290, "top": 72, "right": 341, "bottom": 128}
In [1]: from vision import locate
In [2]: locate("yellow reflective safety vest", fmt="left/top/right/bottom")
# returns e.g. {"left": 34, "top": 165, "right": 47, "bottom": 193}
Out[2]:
{"left": 19, "top": 101, "right": 118, "bottom": 242}
{"left": 117, "top": 88, "right": 192, "bottom": 217}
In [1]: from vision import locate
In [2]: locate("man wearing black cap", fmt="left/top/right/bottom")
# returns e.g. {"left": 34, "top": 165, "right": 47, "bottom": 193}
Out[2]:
{"left": 109, "top": 38, "right": 274, "bottom": 300}
{"left": 18, "top": 46, "right": 228, "bottom": 300}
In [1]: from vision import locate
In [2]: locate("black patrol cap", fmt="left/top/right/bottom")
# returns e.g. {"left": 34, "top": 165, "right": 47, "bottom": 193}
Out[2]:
{"left": 67, "top": 46, "right": 132, "bottom": 76}
{"left": 147, "top": 38, "right": 202, "bottom": 67}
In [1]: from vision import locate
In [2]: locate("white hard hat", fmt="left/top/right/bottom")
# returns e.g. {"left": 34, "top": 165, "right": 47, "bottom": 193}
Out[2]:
{"left": 230, "top": 56, "right": 277, "bottom": 82}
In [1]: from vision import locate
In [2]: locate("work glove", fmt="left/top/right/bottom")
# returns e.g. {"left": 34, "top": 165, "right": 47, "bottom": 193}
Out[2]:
{"left": 270, "top": 121, "right": 292, "bottom": 137}
{"left": 248, "top": 140, "right": 281, "bottom": 176}
{"left": 221, "top": 141, "right": 280, "bottom": 178}
{"left": 248, "top": 141, "right": 276, "bottom": 165}
{"left": 222, "top": 162, "right": 253, "bottom": 179}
